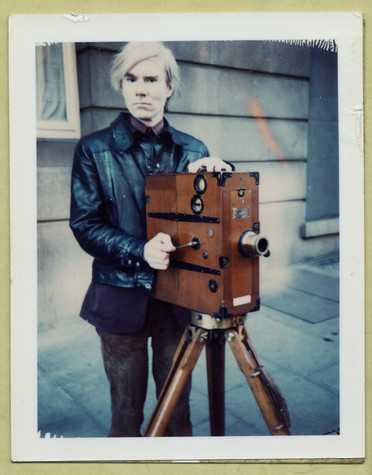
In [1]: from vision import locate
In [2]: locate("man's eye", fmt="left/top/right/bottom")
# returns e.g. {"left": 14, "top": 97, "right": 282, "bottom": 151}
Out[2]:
{"left": 125, "top": 77, "right": 136, "bottom": 83}
{"left": 147, "top": 78, "right": 158, "bottom": 83}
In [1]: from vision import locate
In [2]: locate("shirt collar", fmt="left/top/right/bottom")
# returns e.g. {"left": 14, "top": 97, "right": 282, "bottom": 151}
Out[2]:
{"left": 129, "top": 115, "right": 165, "bottom": 136}
{"left": 111, "top": 113, "right": 180, "bottom": 153}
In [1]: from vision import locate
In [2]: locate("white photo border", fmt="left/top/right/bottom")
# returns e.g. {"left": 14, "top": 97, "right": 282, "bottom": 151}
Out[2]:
{"left": 9, "top": 11, "right": 364, "bottom": 462}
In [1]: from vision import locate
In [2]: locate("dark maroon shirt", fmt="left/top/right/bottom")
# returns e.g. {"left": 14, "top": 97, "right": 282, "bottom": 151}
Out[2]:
{"left": 129, "top": 115, "right": 165, "bottom": 136}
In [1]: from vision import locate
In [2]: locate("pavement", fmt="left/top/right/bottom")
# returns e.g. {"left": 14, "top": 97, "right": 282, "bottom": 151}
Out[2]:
{"left": 37, "top": 253, "right": 339, "bottom": 439}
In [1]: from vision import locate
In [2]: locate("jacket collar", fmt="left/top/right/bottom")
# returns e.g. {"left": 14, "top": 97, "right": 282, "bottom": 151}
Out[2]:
{"left": 111, "top": 113, "right": 136, "bottom": 152}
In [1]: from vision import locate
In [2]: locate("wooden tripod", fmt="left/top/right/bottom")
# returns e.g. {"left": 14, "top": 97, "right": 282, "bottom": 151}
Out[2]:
{"left": 144, "top": 313, "right": 291, "bottom": 437}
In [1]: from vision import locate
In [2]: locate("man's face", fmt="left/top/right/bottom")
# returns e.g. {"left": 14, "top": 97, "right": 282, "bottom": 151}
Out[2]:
{"left": 121, "top": 57, "right": 173, "bottom": 126}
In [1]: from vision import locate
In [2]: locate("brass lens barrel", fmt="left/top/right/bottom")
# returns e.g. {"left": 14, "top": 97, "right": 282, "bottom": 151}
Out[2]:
{"left": 239, "top": 230, "right": 270, "bottom": 257}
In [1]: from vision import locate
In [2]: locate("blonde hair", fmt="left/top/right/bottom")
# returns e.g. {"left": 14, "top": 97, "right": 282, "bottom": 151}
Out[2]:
{"left": 111, "top": 42, "right": 180, "bottom": 94}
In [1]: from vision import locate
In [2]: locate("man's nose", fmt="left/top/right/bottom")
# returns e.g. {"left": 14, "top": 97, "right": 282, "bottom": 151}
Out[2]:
{"left": 135, "top": 80, "right": 148, "bottom": 95}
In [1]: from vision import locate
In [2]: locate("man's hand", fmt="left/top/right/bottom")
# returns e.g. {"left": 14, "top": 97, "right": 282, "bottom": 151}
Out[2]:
{"left": 143, "top": 233, "right": 175, "bottom": 270}
{"left": 187, "top": 157, "right": 233, "bottom": 173}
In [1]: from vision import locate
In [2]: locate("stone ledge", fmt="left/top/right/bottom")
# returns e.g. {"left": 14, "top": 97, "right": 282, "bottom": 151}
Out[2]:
{"left": 300, "top": 218, "right": 339, "bottom": 239}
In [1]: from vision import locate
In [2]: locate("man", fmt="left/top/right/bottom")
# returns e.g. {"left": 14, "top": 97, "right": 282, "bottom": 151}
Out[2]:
{"left": 70, "top": 41, "right": 231, "bottom": 437}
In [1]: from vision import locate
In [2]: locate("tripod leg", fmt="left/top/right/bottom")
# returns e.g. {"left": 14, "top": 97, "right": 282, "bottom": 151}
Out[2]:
{"left": 144, "top": 325, "right": 208, "bottom": 437}
{"left": 226, "top": 324, "right": 291, "bottom": 435}
{"left": 206, "top": 330, "right": 226, "bottom": 436}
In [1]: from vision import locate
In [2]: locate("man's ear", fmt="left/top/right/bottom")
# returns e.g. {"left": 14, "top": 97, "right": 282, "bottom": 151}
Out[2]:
{"left": 167, "top": 83, "right": 174, "bottom": 98}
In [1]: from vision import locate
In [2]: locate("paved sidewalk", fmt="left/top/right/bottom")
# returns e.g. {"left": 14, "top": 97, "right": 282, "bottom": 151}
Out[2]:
{"left": 38, "top": 253, "right": 339, "bottom": 438}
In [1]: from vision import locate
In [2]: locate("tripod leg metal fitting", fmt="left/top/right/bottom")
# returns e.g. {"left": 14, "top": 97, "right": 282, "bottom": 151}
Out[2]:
{"left": 226, "top": 331, "right": 235, "bottom": 342}
{"left": 250, "top": 370, "right": 261, "bottom": 378}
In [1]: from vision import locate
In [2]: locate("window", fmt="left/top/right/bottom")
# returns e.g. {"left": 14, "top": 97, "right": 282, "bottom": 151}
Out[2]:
{"left": 36, "top": 42, "right": 80, "bottom": 139}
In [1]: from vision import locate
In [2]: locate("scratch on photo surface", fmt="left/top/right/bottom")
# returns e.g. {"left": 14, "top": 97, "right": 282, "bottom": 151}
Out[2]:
{"left": 350, "top": 105, "right": 364, "bottom": 152}
{"left": 63, "top": 13, "right": 89, "bottom": 23}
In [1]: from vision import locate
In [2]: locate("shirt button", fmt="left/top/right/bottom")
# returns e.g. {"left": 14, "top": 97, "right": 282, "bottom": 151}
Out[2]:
{"left": 156, "top": 163, "right": 160, "bottom": 169}
{"left": 128, "top": 259, "right": 132, "bottom": 265}
{"left": 145, "top": 283, "right": 151, "bottom": 289}
{"left": 136, "top": 262, "right": 140, "bottom": 268}
{"left": 147, "top": 165, "right": 151, "bottom": 170}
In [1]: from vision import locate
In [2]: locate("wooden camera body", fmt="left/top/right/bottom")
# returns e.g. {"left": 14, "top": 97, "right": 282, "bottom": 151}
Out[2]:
{"left": 146, "top": 172, "right": 269, "bottom": 318}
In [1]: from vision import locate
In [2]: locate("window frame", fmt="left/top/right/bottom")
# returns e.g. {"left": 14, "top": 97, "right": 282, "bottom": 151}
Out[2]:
{"left": 36, "top": 42, "right": 81, "bottom": 139}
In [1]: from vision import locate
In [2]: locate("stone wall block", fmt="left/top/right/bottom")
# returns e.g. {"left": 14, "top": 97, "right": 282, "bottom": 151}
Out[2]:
{"left": 38, "top": 221, "right": 92, "bottom": 329}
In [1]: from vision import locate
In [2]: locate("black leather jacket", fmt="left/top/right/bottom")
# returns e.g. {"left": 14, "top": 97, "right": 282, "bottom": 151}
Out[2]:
{"left": 70, "top": 113, "right": 209, "bottom": 293}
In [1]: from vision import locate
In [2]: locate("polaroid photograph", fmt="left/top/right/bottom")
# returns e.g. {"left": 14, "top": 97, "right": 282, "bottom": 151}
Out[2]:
{"left": 9, "top": 11, "right": 364, "bottom": 462}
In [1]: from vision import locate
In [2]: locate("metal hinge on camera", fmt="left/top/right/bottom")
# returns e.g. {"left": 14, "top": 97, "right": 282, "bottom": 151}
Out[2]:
{"left": 148, "top": 212, "right": 220, "bottom": 224}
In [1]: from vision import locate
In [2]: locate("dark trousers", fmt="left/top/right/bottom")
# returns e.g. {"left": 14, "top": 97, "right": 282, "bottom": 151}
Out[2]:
{"left": 97, "top": 299, "right": 192, "bottom": 437}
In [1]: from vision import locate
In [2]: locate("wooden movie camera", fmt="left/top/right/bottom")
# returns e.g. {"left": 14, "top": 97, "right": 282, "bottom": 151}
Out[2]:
{"left": 146, "top": 171, "right": 269, "bottom": 318}
{"left": 145, "top": 172, "right": 291, "bottom": 437}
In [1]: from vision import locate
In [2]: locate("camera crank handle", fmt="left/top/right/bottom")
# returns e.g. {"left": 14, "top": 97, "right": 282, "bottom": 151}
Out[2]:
{"left": 176, "top": 242, "right": 195, "bottom": 250}
{"left": 175, "top": 237, "right": 201, "bottom": 250}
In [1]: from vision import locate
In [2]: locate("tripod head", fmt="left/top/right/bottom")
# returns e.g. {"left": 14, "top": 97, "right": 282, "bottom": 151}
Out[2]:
{"left": 146, "top": 171, "right": 269, "bottom": 319}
